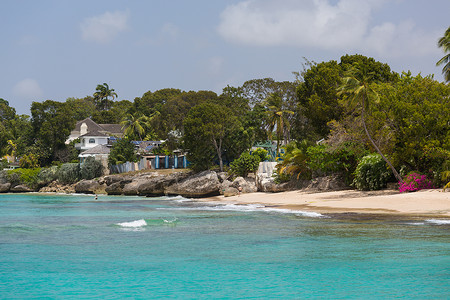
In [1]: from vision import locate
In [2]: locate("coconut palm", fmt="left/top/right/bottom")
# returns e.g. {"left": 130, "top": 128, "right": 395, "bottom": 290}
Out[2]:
{"left": 121, "top": 114, "right": 146, "bottom": 140}
{"left": 337, "top": 64, "right": 402, "bottom": 182}
{"left": 436, "top": 26, "right": 450, "bottom": 82}
{"left": 264, "top": 93, "right": 294, "bottom": 154}
{"left": 277, "top": 140, "right": 310, "bottom": 179}
{"left": 93, "top": 83, "right": 118, "bottom": 111}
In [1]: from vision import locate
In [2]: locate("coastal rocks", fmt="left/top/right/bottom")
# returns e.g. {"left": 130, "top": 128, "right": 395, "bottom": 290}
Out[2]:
{"left": 223, "top": 187, "right": 239, "bottom": 197}
{"left": 138, "top": 172, "right": 192, "bottom": 196}
{"left": 75, "top": 179, "right": 105, "bottom": 194}
{"left": 256, "top": 162, "right": 278, "bottom": 192}
{"left": 39, "top": 181, "right": 76, "bottom": 193}
{"left": 0, "top": 183, "right": 11, "bottom": 193}
{"left": 231, "top": 177, "right": 257, "bottom": 193}
{"left": 165, "top": 170, "right": 221, "bottom": 198}
{"left": 305, "top": 175, "right": 347, "bottom": 191}
{"left": 10, "top": 184, "right": 33, "bottom": 193}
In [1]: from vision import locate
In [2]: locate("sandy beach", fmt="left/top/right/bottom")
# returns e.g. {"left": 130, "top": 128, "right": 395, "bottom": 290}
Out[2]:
{"left": 205, "top": 189, "right": 450, "bottom": 218}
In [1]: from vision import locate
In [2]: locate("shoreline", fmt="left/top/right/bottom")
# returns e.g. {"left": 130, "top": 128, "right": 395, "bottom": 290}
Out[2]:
{"left": 202, "top": 189, "right": 450, "bottom": 219}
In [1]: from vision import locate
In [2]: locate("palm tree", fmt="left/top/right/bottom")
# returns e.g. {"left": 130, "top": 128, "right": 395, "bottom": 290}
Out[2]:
{"left": 436, "top": 26, "right": 450, "bottom": 82}
{"left": 121, "top": 114, "right": 145, "bottom": 140}
{"left": 264, "top": 93, "right": 294, "bottom": 155}
{"left": 93, "top": 83, "right": 118, "bottom": 111}
{"left": 337, "top": 64, "right": 402, "bottom": 182}
{"left": 277, "top": 140, "right": 310, "bottom": 179}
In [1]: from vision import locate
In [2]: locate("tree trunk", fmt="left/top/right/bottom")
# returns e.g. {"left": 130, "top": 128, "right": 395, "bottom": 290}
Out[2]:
{"left": 212, "top": 138, "right": 223, "bottom": 172}
{"left": 361, "top": 97, "right": 402, "bottom": 182}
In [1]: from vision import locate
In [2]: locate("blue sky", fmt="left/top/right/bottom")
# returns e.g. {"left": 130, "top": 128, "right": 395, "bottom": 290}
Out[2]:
{"left": 1, "top": 0, "right": 448, "bottom": 115}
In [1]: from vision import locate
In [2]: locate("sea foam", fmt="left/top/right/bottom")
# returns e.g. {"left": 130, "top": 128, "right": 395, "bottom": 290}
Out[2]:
{"left": 117, "top": 219, "right": 147, "bottom": 228}
{"left": 426, "top": 219, "right": 450, "bottom": 225}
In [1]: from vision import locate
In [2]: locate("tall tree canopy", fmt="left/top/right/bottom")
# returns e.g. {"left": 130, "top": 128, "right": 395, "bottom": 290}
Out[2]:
{"left": 93, "top": 83, "right": 117, "bottom": 111}
{"left": 436, "top": 26, "right": 450, "bottom": 82}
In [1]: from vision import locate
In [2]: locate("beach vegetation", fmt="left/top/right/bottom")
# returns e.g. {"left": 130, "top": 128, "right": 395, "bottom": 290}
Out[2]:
{"left": 55, "top": 163, "right": 80, "bottom": 184}
{"left": 6, "top": 168, "right": 41, "bottom": 189}
{"left": 108, "top": 138, "right": 138, "bottom": 166}
{"left": 80, "top": 157, "right": 103, "bottom": 180}
{"left": 399, "top": 172, "right": 435, "bottom": 193}
{"left": 230, "top": 151, "right": 260, "bottom": 177}
{"left": 353, "top": 154, "right": 392, "bottom": 190}
{"left": 93, "top": 83, "right": 118, "bottom": 111}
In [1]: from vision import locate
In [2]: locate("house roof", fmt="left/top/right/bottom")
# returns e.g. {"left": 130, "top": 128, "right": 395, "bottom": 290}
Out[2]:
{"left": 99, "top": 124, "right": 123, "bottom": 135}
{"left": 80, "top": 144, "right": 111, "bottom": 155}
{"left": 74, "top": 118, "right": 104, "bottom": 133}
{"left": 79, "top": 130, "right": 109, "bottom": 138}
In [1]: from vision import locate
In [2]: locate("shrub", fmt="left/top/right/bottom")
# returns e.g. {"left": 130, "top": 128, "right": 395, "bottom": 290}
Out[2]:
{"left": 399, "top": 172, "right": 435, "bottom": 193}
{"left": 56, "top": 163, "right": 80, "bottom": 184}
{"left": 19, "top": 153, "right": 39, "bottom": 169}
{"left": 37, "top": 166, "right": 59, "bottom": 186}
{"left": 80, "top": 157, "right": 103, "bottom": 180}
{"left": 353, "top": 154, "right": 392, "bottom": 190}
{"left": 251, "top": 148, "right": 269, "bottom": 162}
{"left": 230, "top": 151, "right": 260, "bottom": 177}
{"left": 6, "top": 168, "right": 41, "bottom": 189}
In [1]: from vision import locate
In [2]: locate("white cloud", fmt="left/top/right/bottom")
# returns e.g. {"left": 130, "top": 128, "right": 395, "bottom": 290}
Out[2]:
{"left": 80, "top": 10, "right": 129, "bottom": 44}
{"left": 13, "top": 78, "right": 44, "bottom": 100}
{"left": 217, "top": 0, "right": 438, "bottom": 58}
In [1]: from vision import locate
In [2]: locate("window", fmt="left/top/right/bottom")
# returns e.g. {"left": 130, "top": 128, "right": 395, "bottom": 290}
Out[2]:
{"left": 89, "top": 138, "right": 95, "bottom": 144}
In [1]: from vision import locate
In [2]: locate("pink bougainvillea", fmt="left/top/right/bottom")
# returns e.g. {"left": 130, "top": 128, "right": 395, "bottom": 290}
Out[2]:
{"left": 399, "top": 172, "right": 435, "bottom": 193}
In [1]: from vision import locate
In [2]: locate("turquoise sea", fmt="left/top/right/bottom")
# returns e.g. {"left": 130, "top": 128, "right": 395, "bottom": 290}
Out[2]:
{"left": 0, "top": 193, "right": 449, "bottom": 299}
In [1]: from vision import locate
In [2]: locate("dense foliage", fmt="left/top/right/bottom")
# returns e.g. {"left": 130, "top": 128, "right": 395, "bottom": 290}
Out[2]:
{"left": 1, "top": 51, "right": 448, "bottom": 191}
{"left": 353, "top": 154, "right": 392, "bottom": 191}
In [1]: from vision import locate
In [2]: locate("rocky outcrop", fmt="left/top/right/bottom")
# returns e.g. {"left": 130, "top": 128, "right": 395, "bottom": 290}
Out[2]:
{"left": 223, "top": 187, "right": 239, "bottom": 197}
{"left": 75, "top": 180, "right": 105, "bottom": 194}
{"left": 165, "top": 170, "right": 221, "bottom": 198}
{"left": 256, "top": 162, "right": 278, "bottom": 192}
{"left": 39, "top": 181, "right": 76, "bottom": 193}
{"left": 0, "top": 183, "right": 11, "bottom": 193}
{"left": 304, "top": 175, "right": 347, "bottom": 191}
{"left": 231, "top": 176, "right": 257, "bottom": 193}
{"left": 137, "top": 172, "right": 192, "bottom": 196}
{"left": 10, "top": 184, "right": 33, "bottom": 193}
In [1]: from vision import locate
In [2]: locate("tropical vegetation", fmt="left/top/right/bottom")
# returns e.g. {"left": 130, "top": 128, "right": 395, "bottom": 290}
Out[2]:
{"left": 1, "top": 31, "right": 449, "bottom": 192}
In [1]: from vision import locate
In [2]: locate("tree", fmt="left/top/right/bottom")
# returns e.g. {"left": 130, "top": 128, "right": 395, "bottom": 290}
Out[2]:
{"left": 108, "top": 138, "right": 137, "bottom": 166}
{"left": 296, "top": 60, "right": 344, "bottom": 139}
{"left": 337, "top": 64, "right": 402, "bottom": 182}
{"left": 121, "top": 114, "right": 146, "bottom": 140}
{"left": 183, "top": 103, "right": 239, "bottom": 172}
{"left": 93, "top": 83, "right": 117, "bottom": 111}
{"left": 30, "top": 100, "right": 76, "bottom": 166}
{"left": 436, "top": 26, "right": 450, "bottom": 82}
{"left": 264, "top": 93, "right": 294, "bottom": 154}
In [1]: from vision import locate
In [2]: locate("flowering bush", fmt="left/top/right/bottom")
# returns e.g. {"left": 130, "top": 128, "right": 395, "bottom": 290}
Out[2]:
{"left": 399, "top": 172, "right": 435, "bottom": 193}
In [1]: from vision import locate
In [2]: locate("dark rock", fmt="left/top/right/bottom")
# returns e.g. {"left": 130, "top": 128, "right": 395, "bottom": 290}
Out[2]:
{"left": 103, "top": 175, "right": 133, "bottom": 186}
{"left": 105, "top": 182, "right": 124, "bottom": 195}
{"left": 138, "top": 172, "right": 192, "bottom": 196}
{"left": 165, "top": 170, "right": 221, "bottom": 198}
{"left": 0, "top": 182, "right": 11, "bottom": 193}
{"left": 75, "top": 180, "right": 101, "bottom": 194}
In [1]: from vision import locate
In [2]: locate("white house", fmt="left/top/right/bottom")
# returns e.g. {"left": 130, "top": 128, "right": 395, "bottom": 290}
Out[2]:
{"left": 76, "top": 130, "right": 109, "bottom": 151}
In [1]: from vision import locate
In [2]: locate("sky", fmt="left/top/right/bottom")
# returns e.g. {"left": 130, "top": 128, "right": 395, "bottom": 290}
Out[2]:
{"left": 1, "top": 0, "right": 449, "bottom": 115}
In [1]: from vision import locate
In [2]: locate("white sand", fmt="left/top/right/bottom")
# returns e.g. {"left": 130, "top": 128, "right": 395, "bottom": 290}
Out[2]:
{"left": 205, "top": 189, "right": 450, "bottom": 217}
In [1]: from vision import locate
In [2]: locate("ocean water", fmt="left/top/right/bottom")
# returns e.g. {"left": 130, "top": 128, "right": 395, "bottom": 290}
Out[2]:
{"left": 0, "top": 193, "right": 449, "bottom": 299}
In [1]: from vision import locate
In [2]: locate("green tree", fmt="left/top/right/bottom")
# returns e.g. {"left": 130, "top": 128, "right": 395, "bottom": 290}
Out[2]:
{"left": 121, "top": 114, "right": 146, "bottom": 140}
{"left": 296, "top": 60, "right": 344, "bottom": 139}
{"left": 30, "top": 100, "right": 76, "bottom": 166}
{"left": 436, "top": 26, "right": 450, "bottom": 82}
{"left": 183, "top": 103, "right": 239, "bottom": 172}
{"left": 93, "top": 83, "right": 117, "bottom": 111}
{"left": 264, "top": 93, "right": 294, "bottom": 154}
{"left": 337, "top": 64, "right": 402, "bottom": 182}
{"left": 108, "top": 138, "right": 137, "bottom": 166}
